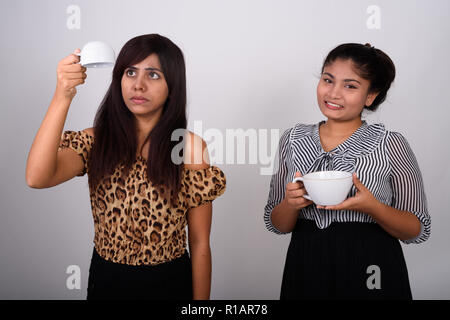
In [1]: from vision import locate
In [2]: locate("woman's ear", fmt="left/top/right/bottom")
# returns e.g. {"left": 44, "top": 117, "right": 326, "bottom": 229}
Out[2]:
{"left": 365, "top": 91, "right": 379, "bottom": 107}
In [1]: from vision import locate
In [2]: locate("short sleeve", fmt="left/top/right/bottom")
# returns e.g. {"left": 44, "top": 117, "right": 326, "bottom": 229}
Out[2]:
{"left": 58, "top": 130, "right": 93, "bottom": 177}
{"left": 184, "top": 166, "right": 226, "bottom": 209}
{"left": 387, "top": 132, "right": 431, "bottom": 244}
{"left": 264, "top": 128, "right": 292, "bottom": 234}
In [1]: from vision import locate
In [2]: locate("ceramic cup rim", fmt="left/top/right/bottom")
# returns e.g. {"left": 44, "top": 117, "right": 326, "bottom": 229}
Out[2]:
{"left": 302, "top": 170, "right": 353, "bottom": 181}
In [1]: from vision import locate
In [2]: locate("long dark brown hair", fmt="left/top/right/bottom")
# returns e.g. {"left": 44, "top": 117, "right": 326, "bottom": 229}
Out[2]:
{"left": 88, "top": 34, "right": 187, "bottom": 202}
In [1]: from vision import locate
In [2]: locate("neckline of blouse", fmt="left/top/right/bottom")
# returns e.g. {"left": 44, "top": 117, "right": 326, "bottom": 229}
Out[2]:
{"left": 311, "top": 120, "right": 369, "bottom": 155}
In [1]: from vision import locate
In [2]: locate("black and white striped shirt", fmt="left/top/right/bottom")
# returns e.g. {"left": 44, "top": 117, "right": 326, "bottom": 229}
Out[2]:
{"left": 264, "top": 121, "right": 430, "bottom": 244}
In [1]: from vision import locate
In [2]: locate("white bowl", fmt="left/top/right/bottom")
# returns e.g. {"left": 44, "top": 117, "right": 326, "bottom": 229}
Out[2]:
{"left": 292, "top": 170, "right": 353, "bottom": 206}
{"left": 77, "top": 41, "right": 115, "bottom": 68}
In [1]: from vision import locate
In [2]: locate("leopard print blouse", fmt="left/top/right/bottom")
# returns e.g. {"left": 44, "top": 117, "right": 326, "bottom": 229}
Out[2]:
{"left": 58, "top": 130, "right": 226, "bottom": 266}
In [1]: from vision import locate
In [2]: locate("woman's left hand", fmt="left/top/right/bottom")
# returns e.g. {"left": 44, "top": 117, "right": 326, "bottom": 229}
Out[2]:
{"left": 316, "top": 173, "right": 379, "bottom": 214}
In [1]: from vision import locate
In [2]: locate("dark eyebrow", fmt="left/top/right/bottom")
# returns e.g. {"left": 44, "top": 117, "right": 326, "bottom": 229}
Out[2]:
{"left": 323, "top": 72, "right": 361, "bottom": 84}
{"left": 127, "top": 66, "right": 163, "bottom": 73}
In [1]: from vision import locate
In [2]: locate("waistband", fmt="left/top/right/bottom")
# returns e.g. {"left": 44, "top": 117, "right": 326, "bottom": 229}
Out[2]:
{"left": 91, "top": 247, "right": 190, "bottom": 271}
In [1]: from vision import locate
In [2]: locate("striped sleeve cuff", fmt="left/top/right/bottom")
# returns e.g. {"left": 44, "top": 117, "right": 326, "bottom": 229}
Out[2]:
{"left": 401, "top": 211, "right": 431, "bottom": 244}
{"left": 264, "top": 202, "right": 290, "bottom": 235}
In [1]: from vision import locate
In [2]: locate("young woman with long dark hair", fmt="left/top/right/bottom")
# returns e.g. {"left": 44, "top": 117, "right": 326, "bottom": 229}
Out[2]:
{"left": 264, "top": 43, "right": 430, "bottom": 299}
{"left": 26, "top": 34, "right": 226, "bottom": 300}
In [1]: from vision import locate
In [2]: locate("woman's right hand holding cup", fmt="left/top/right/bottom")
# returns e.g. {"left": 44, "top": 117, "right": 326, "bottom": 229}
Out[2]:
{"left": 55, "top": 48, "right": 87, "bottom": 101}
{"left": 284, "top": 172, "right": 313, "bottom": 210}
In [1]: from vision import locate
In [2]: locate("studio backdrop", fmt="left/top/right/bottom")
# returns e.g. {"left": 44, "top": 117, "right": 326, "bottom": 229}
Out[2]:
{"left": 1, "top": 0, "right": 449, "bottom": 299}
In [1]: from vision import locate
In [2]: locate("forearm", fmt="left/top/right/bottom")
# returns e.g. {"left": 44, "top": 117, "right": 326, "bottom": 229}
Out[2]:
{"left": 189, "top": 243, "right": 212, "bottom": 300}
{"left": 26, "top": 94, "right": 72, "bottom": 186}
{"left": 270, "top": 199, "right": 299, "bottom": 233}
{"left": 367, "top": 201, "right": 421, "bottom": 241}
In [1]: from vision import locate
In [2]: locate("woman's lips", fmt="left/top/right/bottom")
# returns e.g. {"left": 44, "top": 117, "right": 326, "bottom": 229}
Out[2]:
{"left": 131, "top": 98, "right": 148, "bottom": 104}
{"left": 325, "top": 101, "right": 344, "bottom": 110}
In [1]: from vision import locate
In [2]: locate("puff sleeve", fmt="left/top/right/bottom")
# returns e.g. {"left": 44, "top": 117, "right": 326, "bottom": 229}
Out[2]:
{"left": 183, "top": 166, "right": 226, "bottom": 209}
{"left": 58, "top": 130, "right": 93, "bottom": 176}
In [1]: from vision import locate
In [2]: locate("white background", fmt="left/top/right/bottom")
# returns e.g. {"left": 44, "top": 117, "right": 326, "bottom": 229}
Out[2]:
{"left": 1, "top": 0, "right": 449, "bottom": 299}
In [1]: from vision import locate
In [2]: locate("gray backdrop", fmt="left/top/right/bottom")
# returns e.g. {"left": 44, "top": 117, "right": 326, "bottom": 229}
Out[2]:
{"left": 1, "top": 0, "right": 449, "bottom": 299}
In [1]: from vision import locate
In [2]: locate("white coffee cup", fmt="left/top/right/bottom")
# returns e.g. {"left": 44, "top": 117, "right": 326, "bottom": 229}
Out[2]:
{"left": 292, "top": 170, "right": 353, "bottom": 206}
{"left": 76, "top": 41, "right": 115, "bottom": 68}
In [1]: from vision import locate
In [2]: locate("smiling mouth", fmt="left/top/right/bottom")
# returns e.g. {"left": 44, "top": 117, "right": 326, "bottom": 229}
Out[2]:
{"left": 325, "top": 101, "right": 344, "bottom": 109}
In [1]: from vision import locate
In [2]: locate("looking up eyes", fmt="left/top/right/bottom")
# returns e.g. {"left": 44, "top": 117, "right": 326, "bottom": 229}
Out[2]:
{"left": 125, "top": 69, "right": 161, "bottom": 80}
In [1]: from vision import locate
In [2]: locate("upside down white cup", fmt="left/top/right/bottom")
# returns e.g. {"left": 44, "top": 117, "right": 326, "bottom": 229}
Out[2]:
{"left": 292, "top": 171, "right": 354, "bottom": 206}
{"left": 76, "top": 41, "right": 115, "bottom": 68}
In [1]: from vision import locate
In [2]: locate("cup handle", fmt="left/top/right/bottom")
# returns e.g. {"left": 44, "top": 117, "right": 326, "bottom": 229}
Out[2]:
{"left": 74, "top": 51, "right": 83, "bottom": 66}
{"left": 292, "top": 177, "right": 312, "bottom": 201}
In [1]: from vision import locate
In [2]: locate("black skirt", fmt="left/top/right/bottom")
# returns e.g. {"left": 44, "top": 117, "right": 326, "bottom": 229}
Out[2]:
{"left": 280, "top": 219, "right": 412, "bottom": 300}
{"left": 87, "top": 247, "right": 192, "bottom": 300}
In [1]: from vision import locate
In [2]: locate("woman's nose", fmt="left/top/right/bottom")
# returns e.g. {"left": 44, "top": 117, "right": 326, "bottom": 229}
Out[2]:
{"left": 133, "top": 75, "right": 146, "bottom": 91}
{"left": 328, "top": 84, "right": 341, "bottom": 99}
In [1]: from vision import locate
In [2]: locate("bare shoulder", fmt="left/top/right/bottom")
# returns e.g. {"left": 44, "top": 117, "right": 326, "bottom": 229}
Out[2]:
{"left": 184, "top": 131, "right": 210, "bottom": 170}
{"left": 81, "top": 127, "right": 95, "bottom": 138}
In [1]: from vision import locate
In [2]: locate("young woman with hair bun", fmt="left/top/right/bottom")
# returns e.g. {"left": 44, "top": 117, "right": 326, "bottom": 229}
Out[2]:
{"left": 265, "top": 43, "right": 430, "bottom": 299}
